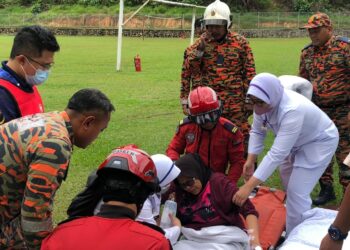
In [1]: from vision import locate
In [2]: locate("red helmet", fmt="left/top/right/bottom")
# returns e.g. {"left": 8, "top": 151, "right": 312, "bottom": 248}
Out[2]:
{"left": 188, "top": 86, "right": 221, "bottom": 125}
{"left": 97, "top": 144, "right": 159, "bottom": 191}
{"left": 188, "top": 86, "right": 220, "bottom": 115}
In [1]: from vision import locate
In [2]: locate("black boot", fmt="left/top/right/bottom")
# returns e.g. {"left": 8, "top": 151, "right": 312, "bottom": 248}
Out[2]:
{"left": 312, "top": 182, "right": 336, "bottom": 206}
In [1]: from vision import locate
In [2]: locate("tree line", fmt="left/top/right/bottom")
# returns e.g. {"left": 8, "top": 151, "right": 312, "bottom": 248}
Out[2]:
{"left": 6, "top": 0, "right": 350, "bottom": 12}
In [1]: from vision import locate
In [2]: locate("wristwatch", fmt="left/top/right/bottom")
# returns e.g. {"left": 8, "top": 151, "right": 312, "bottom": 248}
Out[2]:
{"left": 328, "top": 225, "right": 348, "bottom": 241}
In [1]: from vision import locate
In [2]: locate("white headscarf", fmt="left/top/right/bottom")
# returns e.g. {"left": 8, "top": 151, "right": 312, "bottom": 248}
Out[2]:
{"left": 247, "top": 72, "right": 284, "bottom": 108}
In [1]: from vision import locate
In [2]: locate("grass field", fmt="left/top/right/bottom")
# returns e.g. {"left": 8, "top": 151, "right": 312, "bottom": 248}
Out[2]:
{"left": 0, "top": 35, "right": 343, "bottom": 223}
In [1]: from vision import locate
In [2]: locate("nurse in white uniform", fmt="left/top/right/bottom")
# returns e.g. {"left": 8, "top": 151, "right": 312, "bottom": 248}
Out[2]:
{"left": 232, "top": 73, "right": 339, "bottom": 234}
{"left": 137, "top": 154, "right": 181, "bottom": 245}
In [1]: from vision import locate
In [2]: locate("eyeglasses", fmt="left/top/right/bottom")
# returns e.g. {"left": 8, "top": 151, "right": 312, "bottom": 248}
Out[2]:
{"left": 245, "top": 96, "right": 266, "bottom": 106}
{"left": 177, "top": 177, "right": 196, "bottom": 189}
{"left": 25, "top": 56, "right": 54, "bottom": 70}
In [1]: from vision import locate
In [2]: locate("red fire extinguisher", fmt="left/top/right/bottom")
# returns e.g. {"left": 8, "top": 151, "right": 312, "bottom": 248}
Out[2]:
{"left": 134, "top": 54, "right": 141, "bottom": 72}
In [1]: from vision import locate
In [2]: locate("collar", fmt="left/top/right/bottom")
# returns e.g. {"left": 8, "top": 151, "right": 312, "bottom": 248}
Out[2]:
{"left": 216, "top": 31, "right": 228, "bottom": 44}
{"left": 1, "top": 61, "right": 32, "bottom": 92}
{"left": 97, "top": 204, "right": 136, "bottom": 219}
{"left": 208, "top": 31, "right": 229, "bottom": 45}
{"left": 60, "top": 111, "right": 74, "bottom": 141}
{"left": 314, "top": 35, "right": 334, "bottom": 51}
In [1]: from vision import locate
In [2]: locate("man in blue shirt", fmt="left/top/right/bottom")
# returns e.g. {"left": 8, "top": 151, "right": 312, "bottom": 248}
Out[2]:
{"left": 0, "top": 25, "right": 60, "bottom": 124}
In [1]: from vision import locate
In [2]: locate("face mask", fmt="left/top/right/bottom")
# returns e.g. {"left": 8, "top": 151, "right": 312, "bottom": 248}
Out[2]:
{"left": 25, "top": 68, "right": 50, "bottom": 86}
{"left": 254, "top": 105, "right": 271, "bottom": 115}
{"left": 21, "top": 58, "right": 50, "bottom": 86}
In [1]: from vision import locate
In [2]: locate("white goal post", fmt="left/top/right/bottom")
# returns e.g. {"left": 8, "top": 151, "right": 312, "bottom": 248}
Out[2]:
{"left": 116, "top": 0, "right": 205, "bottom": 71}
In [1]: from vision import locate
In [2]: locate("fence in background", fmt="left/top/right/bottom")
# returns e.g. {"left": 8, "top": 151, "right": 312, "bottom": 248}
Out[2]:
{"left": 0, "top": 12, "right": 349, "bottom": 30}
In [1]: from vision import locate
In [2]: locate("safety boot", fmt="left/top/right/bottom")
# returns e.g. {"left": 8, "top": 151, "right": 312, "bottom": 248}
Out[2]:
{"left": 312, "top": 182, "right": 336, "bottom": 206}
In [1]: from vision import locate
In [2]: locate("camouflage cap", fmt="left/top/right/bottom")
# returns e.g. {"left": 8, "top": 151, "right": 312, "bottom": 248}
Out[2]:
{"left": 301, "top": 13, "right": 332, "bottom": 29}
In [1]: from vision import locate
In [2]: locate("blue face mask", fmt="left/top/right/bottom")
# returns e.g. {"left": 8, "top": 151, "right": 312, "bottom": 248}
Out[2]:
{"left": 22, "top": 57, "right": 51, "bottom": 86}
{"left": 25, "top": 68, "right": 50, "bottom": 86}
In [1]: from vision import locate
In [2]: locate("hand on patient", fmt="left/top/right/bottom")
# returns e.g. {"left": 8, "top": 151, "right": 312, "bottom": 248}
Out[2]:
{"left": 233, "top": 176, "right": 261, "bottom": 206}
{"left": 169, "top": 213, "right": 181, "bottom": 228}
{"left": 232, "top": 184, "right": 252, "bottom": 206}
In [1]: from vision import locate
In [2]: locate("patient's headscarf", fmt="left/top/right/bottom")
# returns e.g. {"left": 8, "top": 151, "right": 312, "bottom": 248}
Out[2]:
{"left": 175, "top": 153, "right": 212, "bottom": 190}
{"left": 247, "top": 73, "right": 284, "bottom": 109}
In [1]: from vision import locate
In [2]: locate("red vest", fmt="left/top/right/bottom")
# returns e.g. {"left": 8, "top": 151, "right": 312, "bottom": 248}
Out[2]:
{"left": 0, "top": 79, "right": 44, "bottom": 116}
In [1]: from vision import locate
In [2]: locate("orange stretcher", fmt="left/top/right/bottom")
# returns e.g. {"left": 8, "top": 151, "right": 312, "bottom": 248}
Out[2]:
{"left": 248, "top": 186, "right": 287, "bottom": 250}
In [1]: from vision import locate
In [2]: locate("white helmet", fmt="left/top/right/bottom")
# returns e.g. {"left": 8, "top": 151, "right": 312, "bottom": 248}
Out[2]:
{"left": 151, "top": 154, "right": 180, "bottom": 188}
{"left": 203, "top": 0, "right": 231, "bottom": 29}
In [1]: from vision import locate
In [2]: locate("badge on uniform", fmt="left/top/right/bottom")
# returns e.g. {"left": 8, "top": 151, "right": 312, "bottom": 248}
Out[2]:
{"left": 261, "top": 119, "right": 268, "bottom": 131}
{"left": 185, "top": 133, "right": 195, "bottom": 144}
{"left": 217, "top": 54, "right": 224, "bottom": 66}
{"left": 261, "top": 125, "right": 268, "bottom": 132}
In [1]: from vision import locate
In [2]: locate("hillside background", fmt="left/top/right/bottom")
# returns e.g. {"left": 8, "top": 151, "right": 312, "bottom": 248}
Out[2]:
{"left": 0, "top": 0, "right": 349, "bottom": 16}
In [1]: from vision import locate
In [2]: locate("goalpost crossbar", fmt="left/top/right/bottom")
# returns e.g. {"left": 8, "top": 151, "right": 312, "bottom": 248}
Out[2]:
{"left": 116, "top": 0, "right": 205, "bottom": 71}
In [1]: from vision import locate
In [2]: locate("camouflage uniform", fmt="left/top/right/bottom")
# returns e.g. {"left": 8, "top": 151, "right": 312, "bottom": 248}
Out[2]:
{"left": 0, "top": 111, "right": 73, "bottom": 249}
{"left": 299, "top": 35, "right": 350, "bottom": 190}
{"left": 180, "top": 31, "right": 256, "bottom": 151}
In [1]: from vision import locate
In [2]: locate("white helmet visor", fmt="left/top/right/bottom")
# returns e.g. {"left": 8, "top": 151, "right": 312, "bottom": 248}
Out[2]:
{"left": 203, "top": 19, "right": 227, "bottom": 26}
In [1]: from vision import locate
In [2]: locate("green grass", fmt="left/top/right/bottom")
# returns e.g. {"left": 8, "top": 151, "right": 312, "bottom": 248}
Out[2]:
{"left": 0, "top": 35, "right": 343, "bottom": 223}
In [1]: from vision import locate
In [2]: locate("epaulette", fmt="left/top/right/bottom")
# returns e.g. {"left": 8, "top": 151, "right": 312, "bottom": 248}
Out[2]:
{"left": 179, "top": 117, "right": 192, "bottom": 126}
{"left": 176, "top": 117, "right": 192, "bottom": 134}
{"left": 302, "top": 43, "right": 313, "bottom": 51}
{"left": 336, "top": 36, "right": 349, "bottom": 43}
{"left": 223, "top": 121, "right": 238, "bottom": 134}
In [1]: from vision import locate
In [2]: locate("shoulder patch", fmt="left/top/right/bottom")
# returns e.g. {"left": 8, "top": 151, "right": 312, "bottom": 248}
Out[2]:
{"left": 302, "top": 43, "right": 313, "bottom": 51}
{"left": 223, "top": 121, "right": 238, "bottom": 134}
{"left": 336, "top": 36, "right": 349, "bottom": 43}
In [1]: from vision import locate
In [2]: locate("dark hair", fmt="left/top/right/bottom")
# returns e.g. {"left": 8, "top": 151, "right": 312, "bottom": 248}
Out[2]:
{"left": 67, "top": 88, "right": 115, "bottom": 115}
{"left": 100, "top": 170, "right": 152, "bottom": 212}
{"left": 10, "top": 25, "right": 60, "bottom": 59}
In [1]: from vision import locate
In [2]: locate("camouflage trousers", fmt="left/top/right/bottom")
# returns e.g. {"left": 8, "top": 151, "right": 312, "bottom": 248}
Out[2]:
{"left": 319, "top": 106, "right": 350, "bottom": 192}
